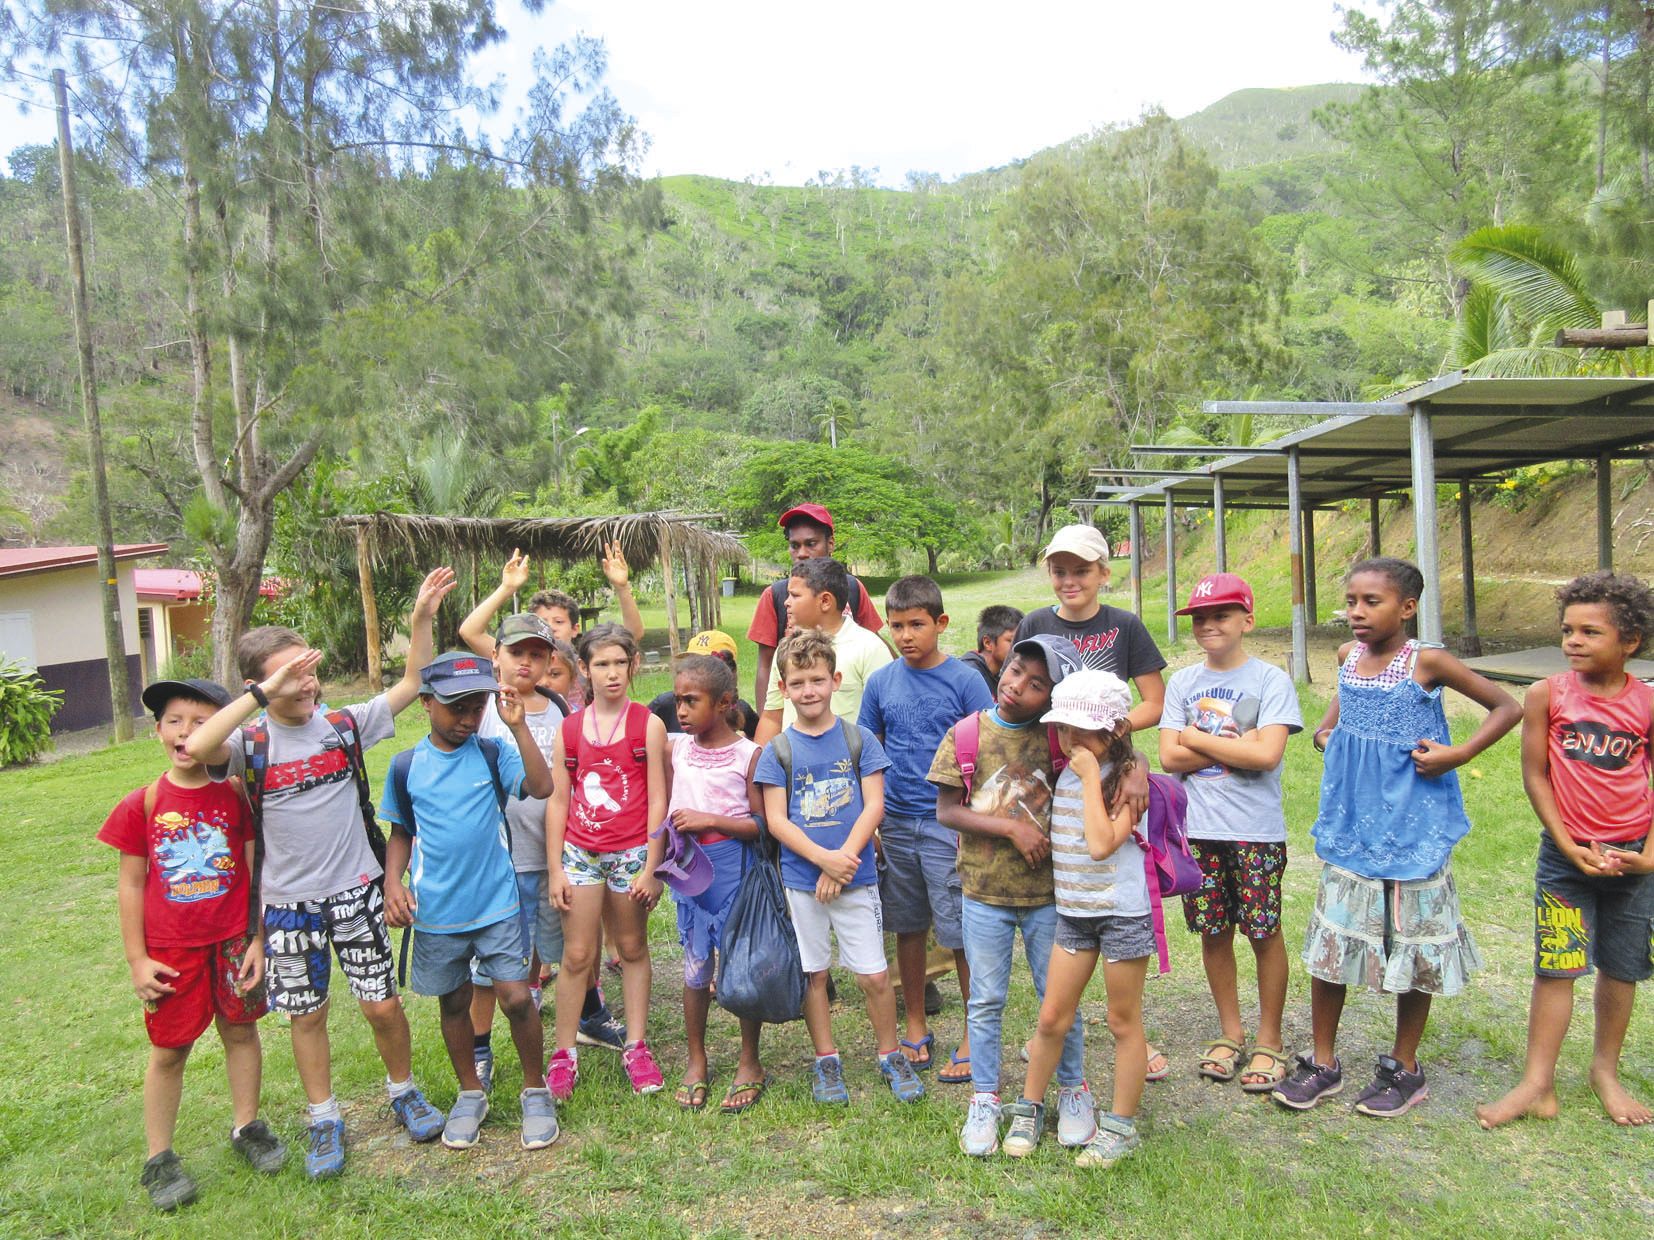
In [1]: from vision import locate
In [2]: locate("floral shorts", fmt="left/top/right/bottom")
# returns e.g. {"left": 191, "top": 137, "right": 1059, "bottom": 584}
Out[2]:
{"left": 1182, "top": 840, "right": 1286, "bottom": 940}
{"left": 562, "top": 841, "right": 647, "bottom": 892}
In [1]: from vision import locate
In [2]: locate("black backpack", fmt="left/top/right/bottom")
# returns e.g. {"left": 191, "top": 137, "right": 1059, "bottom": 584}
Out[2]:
{"left": 768, "top": 574, "right": 864, "bottom": 634}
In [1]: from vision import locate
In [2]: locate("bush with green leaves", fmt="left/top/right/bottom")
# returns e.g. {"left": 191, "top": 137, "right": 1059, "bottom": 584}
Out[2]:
{"left": 0, "top": 658, "right": 62, "bottom": 766}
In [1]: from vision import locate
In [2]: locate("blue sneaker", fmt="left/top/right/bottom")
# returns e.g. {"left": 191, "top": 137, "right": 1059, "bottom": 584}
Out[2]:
{"left": 577, "top": 1006, "right": 626, "bottom": 1052}
{"left": 812, "top": 1053, "right": 850, "bottom": 1105}
{"left": 880, "top": 1050, "right": 926, "bottom": 1103}
{"left": 304, "top": 1119, "right": 346, "bottom": 1180}
{"left": 389, "top": 1088, "right": 444, "bottom": 1143}
{"left": 473, "top": 1044, "right": 495, "bottom": 1094}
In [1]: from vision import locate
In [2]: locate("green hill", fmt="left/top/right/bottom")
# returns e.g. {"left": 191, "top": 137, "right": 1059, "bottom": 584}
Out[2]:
{"left": 1175, "top": 83, "right": 1363, "bottom": 168}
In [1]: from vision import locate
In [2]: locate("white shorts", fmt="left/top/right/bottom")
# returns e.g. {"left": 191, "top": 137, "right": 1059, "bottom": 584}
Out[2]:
{"left": 785, "top": 884, "right": 887, "bottom": 976}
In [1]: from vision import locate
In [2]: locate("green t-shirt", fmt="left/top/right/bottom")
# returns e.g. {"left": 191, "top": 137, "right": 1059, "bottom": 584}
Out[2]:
{"left": 928, "top": 709, "right": 1058, "bottom": 909}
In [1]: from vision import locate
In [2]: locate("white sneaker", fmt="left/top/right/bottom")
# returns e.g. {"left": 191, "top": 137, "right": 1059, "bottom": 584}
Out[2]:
{"left": 1056, "top": 1083, "right": 1098, "bottom": 1147}
{"left": 959, "top": 1093, "right": 1001, "bottom": 1157}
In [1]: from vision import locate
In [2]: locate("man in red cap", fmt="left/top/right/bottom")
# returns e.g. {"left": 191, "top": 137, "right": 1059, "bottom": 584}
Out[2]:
{"left": 746, "top": 504, "right": 883, "bottom": 708}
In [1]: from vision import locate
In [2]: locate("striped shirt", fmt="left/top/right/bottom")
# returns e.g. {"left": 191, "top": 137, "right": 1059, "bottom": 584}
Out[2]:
{"left": 1050, "top": 764, "right": 1148, "bottom": 918}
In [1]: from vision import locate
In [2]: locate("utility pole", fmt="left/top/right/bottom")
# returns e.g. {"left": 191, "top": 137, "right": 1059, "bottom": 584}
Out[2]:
{"left": 55, "top": 69, "right": 133, "bottom": 741}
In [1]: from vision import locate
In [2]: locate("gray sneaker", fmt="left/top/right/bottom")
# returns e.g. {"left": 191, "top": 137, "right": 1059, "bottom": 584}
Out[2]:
{"left": 473, "top": 1043, "right": 494, "bottom": 1094}
{"left": 1056, "top": 1083, "right": 1097, "bottom": 1147}
{"left": 140, "top": 1150, "right": 197, "bottom": 1211}
{"left": 441, "top": 1089, "right": 489, "bottom": 1149}
{"left": 1075, "top": 1113, "right": 1140, "bottom": 1168}
{"left": 959, "top": 1094, "right": 1001, "bottom": 1157}
{"left": 520, "top": 1088, "right": 559, "bottom": 1150}
{"left": 230, "top": 1120, "right": 287, "bottom": 1174}
{"left": 1001, "top": 1099, "right": 1045, "bottom": 1158}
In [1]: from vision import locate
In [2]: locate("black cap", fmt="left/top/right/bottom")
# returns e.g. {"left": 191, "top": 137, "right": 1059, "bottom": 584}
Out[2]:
{"left": 142, "top": 677, "right": 234, "bottom": 716}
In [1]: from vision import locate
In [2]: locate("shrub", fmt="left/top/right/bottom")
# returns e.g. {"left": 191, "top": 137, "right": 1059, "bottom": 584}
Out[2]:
{"left": 0, "top": 658, "right": 62, "bottom": 766}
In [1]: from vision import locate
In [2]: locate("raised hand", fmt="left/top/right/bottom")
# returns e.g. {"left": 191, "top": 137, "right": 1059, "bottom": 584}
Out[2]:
{"left": 260, "top": 647, "right": 322, "bottom": 696}
{"left": 601, "top": 540, "right": 631, "bottom": 588}
{"left": 412, "top": 566, "right": 458, "bottom": 621}
{"left": 501, "top": 548, "right": 531, "bottom": 594}
{"left": 497, "top": 685, "right": 524, "bottom": 728}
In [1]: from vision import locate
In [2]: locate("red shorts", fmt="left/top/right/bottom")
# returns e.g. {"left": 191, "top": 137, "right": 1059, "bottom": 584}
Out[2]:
{"left": 143, "top": 933, "right": 267, "bottom": 1049}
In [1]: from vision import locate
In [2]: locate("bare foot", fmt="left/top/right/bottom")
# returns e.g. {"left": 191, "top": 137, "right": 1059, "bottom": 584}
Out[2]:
{"left": 1591, "top": 1068, "right": 1654, "bottom": 1126}
{"left": 1475, "top": 1080, "right": 1559, "bottom": 1129}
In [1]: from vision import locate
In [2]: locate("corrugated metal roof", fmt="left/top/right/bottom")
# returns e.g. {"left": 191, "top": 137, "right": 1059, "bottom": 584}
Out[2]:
{"left": 0, "top": 544, "right": 169, "bottom": 579}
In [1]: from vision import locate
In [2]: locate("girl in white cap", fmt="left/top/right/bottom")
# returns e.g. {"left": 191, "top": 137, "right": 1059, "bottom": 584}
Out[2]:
{"left": 1004, "top": 669, "right": 1153, "bottom": 1169}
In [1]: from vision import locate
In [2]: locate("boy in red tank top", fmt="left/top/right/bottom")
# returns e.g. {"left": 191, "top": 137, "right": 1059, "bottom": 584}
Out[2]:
{"left": 1478, "top": 571, "right": 1654, "bottom": 1129}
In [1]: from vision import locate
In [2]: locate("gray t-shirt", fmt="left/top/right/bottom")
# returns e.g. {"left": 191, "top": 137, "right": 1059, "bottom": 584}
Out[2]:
{"left": 215, "top": 695, "right": 397, "bottom": 904}
{"left": 1050, "top": 763, "right": 1148, "bottom": 917}
{"left": 1158, "top": 657, "right": 1302, "bottom": 843}
{"left": 477, "top": 694, "right": 564, "bottom": 872}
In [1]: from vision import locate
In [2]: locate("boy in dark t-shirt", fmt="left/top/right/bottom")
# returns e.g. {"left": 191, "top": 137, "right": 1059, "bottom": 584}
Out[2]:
{"left": 100, "top": 678, "right": 283, "bottom": 1210}
{"left": 1015, "top": 524, "right": 1166, "bottom": 735}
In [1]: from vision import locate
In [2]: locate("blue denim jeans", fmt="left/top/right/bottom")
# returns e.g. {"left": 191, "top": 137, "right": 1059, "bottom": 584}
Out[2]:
{"left": 960, "top": 896, "right": 1084, "bottom": 1095}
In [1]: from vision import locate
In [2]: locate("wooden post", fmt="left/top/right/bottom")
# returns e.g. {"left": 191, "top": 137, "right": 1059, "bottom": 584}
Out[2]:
{"left": 55, "top": 70, "right": 133, "bottom": 740}
{"left": 1368, "top": 496, "right": 1381, "bottom": 557}
{"left": 1459, "top": 477, "right": 1481, "bottom": 657}
{"left": 1597, "top": 452, "right": 1614, "bottom": 571}
{"left": 1129, "top": 501, "right": 1144, "bottom": 621}
{"left": 1410, "top": 407, "right": 1442, "bottom": 644}
{"left": 1303, "top": 506, "right": 1318, "bottom": 625}
{"left": 1287, "top": 447, "right": 1308, "bottom": 683}
{"left": 658, "top": 525, "right": 682, "bottom": 656}
{"left": 1213, "top": 474, "right": 1227, "bottom": 572}
{"left": 355, "top": 526, "right": 382, "bottom": 686}
{"left": 1164, "top": 491, "right": 1177, "bottom": 645}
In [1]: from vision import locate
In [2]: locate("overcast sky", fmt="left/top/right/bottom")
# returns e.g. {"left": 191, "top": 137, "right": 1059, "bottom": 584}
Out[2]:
{"left": 7, "top": 1, "right": 1372, "bottom": 186}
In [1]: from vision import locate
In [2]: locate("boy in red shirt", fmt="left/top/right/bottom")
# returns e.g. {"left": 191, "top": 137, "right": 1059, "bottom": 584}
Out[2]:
{"left": 1477, "top": 571, "right": 1654, "bottom": 1130}
{"left": 99, "top": 678, "right": 285, "bottom": 1210}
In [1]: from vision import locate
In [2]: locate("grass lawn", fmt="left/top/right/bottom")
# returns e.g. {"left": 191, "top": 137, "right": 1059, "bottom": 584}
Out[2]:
{"left": 4, "top": 568, "right": 1652, "bottom": 1236}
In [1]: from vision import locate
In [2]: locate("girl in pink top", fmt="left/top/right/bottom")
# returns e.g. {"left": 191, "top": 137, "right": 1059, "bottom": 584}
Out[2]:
{"left": 547, "top": 625, "right": 669, "bottom": 1098}
{"left": 1478, "top": 571, "right": 1654, "bottom": 1130}
{"left": 664, "top": 654, "right": 765, "bottom": 1112}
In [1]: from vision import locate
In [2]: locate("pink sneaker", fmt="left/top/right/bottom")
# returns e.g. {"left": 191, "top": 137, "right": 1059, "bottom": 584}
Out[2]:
{"left": 623, "top": 1039, "right": 665, "bottom": 1094}
{"left": 546, "top": 1047, "right": 578, "bottom": 1101}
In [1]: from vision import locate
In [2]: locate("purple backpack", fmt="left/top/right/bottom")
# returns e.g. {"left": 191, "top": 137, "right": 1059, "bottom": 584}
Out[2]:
{"left": 1135, "top": 774, "right": 1201, "bottom": 974}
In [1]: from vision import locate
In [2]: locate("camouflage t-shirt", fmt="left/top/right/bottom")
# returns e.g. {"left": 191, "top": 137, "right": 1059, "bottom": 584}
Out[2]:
{"left": 928, "top": 709, "right": 1058, "bottom": 909}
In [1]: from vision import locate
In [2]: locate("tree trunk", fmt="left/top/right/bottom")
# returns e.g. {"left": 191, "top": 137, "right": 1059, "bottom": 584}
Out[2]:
{"left": 926, "top": 544, "right": 939, "bottom": 575}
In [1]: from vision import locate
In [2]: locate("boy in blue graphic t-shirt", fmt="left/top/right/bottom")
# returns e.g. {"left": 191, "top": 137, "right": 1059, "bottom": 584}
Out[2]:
{"left": 380, "top": 652, "right": 555, "bottom": 1152}
{"left": 755, "top": 629, "right": 923, "bottom": 1106}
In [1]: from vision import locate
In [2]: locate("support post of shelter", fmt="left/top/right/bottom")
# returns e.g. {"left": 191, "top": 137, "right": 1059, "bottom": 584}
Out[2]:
{"left": 1303, "top": 507, "right": 1318, "bottom": 625}
{"left": 1597, "top": 452, "right": 1614, "bottom": 571}
{"left": 1459, "top": 477, "right": 1481, "bottom": 657}
{"left": 1164, "top": 492, "right": 1177, "bottom": 645}
{"left": 355, "top": 527, "right": 381, "bottom": 687}
{"left": 1287, "top": 447, "right": 1308, "bottom": 684}
{"left": 1368, "top": 497, "right": 1381, "bottom": 557}
{"left": 658, "top": 524, "right": 682, "bottom": 656}
{"left": 1129, "top": 501, "right": 1144, "bottom": 621}
{"left": 1409, "top": 406, "right": 1442, "bottom": 644}
{"left": 1213, "top": 474, "right": 1227, "bottom": 572}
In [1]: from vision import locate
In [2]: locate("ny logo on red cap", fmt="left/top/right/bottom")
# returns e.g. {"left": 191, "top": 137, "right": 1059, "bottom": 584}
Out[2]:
{"left": 1193, "top": 579, "right": 1215, "bottom": 597}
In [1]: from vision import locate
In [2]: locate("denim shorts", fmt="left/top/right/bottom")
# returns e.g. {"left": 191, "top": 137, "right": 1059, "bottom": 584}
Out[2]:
{"left": 1534, "top": 833, "right": 1654, "bottom": 981}
{"left": 877, "top": 815, "right": 964, "bottom": 948}
{"left": 474, "top": 870, "right": 563, "bottom": 987}
{"left": 410, "top": 915, "right": 530, "bottom": 997}
{"left": 1054, "top": 911, "right": 1156, "bottom": 961}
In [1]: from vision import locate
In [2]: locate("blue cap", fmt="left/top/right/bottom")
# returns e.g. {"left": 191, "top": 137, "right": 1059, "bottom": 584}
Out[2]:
{"left": 419, "top": 652, "right": 501, "bottom": 703}
{"left": 1011, "top": 633, "right": 1083, "bottom": 686}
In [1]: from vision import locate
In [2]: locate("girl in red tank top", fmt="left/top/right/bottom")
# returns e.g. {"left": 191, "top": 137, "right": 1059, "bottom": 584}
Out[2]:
{"left": 1477, "top": 572, "right": 1654, "bottom": 1132}
{"left": 546, "top": 625, "right": 669, "bottom": 1099}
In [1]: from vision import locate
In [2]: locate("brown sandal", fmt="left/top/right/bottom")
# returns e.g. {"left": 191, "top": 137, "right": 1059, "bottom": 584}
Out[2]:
{"left": 1240, "top": 1046, "right": 1289, "bottom": 1093}
{"left": 1197, "top": 1037, "right": 1245, "bottom": 1083}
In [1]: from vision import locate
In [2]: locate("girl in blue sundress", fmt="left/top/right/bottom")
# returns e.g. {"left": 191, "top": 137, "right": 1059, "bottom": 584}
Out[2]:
{"left": 1273, "top": 557, "right": 1520, "bottom": 1118}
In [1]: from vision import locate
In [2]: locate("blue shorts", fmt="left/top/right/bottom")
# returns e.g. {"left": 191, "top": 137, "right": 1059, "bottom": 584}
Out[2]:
{"left": 674, "top": 838, "right": 747, "bottom": 989}
{"left": 411, "top": 915, "right": 530, "bottom": 997}
{"left": 474, "top": 870, "right": 563, "bottom": 987}
{"left": 1535, "top": 833, "right": 1654, "bottom": 981}
{"left": 876, "top": 815, "right": 963, "bottom": 949}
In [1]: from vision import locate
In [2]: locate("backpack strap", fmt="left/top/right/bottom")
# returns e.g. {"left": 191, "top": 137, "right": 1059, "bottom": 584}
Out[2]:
{"left": 475, "top": 736, "right": 513, "bottom": 858}
{"left": 142, "top": 777, "right": 164, "bottom": 823}
{"left": 562, "top": 708, "right": 583, "bottom": 772}
{"left": 1047, "top": 724, "right": 1069, "bottom": 777}
{"left": 840, "top": 718, "right": 863, "bottom": 778}
{"left": 954, "top": 711, "right": 981, "bottom": 799}
{"left": 771, "top": 575, "right": 864, "bottom": 634}
{"left": 388, "top": 747, "right": 418, "bottom": 989}
{"left": 326, "top": 708, "right": 387, "bottom": 871}
{"left": 240, "top": 722, "right": 271, "bottom": 928}
{"left": 626, "top": 701, "right": 649, "bottom": 767}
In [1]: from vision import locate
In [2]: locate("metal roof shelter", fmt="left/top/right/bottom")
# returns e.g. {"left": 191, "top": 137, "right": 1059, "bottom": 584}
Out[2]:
{"left": 1085, "top": 374, "right": 1654, "bottom": 682}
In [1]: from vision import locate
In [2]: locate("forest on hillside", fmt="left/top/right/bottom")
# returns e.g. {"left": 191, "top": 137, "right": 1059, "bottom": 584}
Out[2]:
{"left": 1, "top": 2, "right": 1653, "bottom": 674}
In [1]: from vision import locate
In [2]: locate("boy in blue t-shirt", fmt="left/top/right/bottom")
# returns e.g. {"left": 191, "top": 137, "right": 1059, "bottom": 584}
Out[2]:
{"left": 755, "top": 629, "right": 923, "bottom": 1105}
{"left": 380, "top": 653, "right": 556, "bottom": 1151}
{"left": 858, "top": 575, "right": 994, "bottom": 1083}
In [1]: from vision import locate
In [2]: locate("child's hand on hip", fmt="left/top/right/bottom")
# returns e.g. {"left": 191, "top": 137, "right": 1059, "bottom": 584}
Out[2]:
{"left": 1410, "top": 738, "right": 1461, "bottom": 777}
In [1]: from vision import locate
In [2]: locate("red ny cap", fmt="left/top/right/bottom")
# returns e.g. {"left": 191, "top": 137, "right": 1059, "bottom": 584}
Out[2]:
{"left": 1176, "top": 572, "right": 1255, "bottom": 616}
{"left": 777, "top": 503, "right": 833, "bottom": 531}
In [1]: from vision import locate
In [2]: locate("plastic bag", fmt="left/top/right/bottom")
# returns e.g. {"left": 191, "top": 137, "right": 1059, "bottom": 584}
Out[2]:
{"left": 714, "top": 838, "right": 806, "bottom": 1025}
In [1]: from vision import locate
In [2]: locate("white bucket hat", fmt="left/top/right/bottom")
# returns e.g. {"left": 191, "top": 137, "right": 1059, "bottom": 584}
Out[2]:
{"left": 1041, "top": 669, "right": 1132, "bottom": 731}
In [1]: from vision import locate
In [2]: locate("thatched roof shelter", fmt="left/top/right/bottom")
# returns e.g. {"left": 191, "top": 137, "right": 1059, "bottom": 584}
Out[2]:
{"left": 325, "top": 511, "right": 746, "bottom": 570}
{"left": 325, "top": 511, "right": 747, "bottom": 671}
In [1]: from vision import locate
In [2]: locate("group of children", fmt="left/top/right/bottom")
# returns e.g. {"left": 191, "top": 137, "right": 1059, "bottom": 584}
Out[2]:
{"left": 102, "top": 511, "right": 1654, "bottom": 1208}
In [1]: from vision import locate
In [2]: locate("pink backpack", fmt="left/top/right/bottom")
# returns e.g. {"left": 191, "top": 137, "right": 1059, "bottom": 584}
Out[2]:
{"left": 951, "top": 711, "right": 1066, "bottom": 798}
{"left": 1136, "top": 774, "right": 1201, "bottom": 973}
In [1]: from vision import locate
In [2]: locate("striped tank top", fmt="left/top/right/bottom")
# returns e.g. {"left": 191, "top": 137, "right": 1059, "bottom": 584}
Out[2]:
{"left": 1050, "top": 763, "right": 1148, "bottom": 918}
